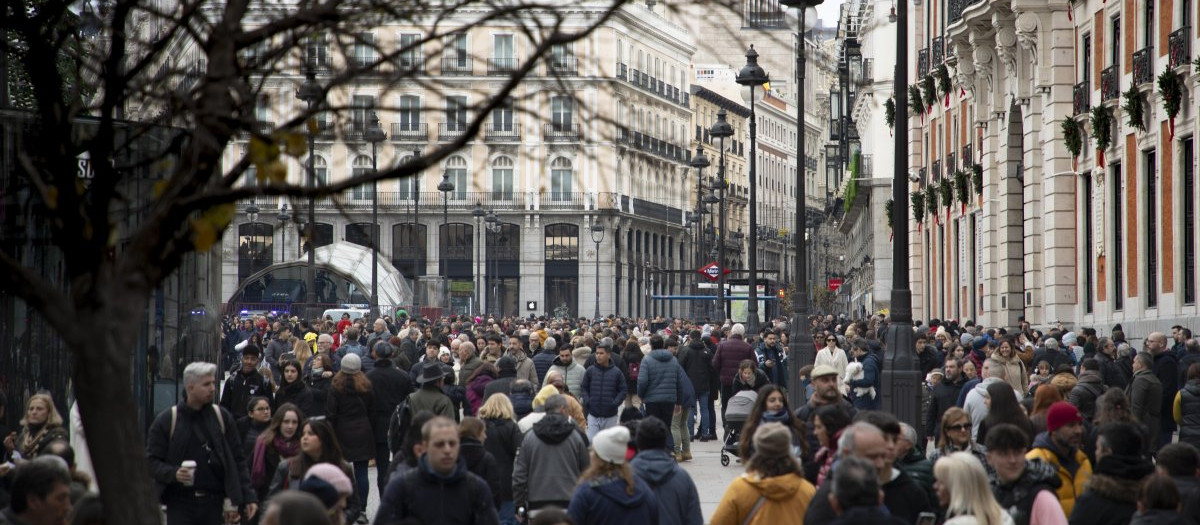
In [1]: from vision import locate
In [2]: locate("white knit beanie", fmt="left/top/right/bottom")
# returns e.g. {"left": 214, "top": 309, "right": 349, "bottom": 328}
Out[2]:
{"left": 592, "top": 426, "right": 630, "bottom": 465}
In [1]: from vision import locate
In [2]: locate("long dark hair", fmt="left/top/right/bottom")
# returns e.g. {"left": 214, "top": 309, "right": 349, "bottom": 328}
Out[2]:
{"left": 466, "top": 362, "right": 499, "bottom": 384}
{"left": 740, "top": 385, "right": 806, "bottom": 459}
{"left": 983, "top": 381, "right": 1030, "bottom": 438}
{"left": 258, "top": 403, "right": 305, "bottom": 447}
{"left": 331, "top": 369, "right": 372, "bottom": 394}
{"left": 279, "top": 358, "right": 305, "bottom": 388}
{"left": 290, "top": 418, "right": 345, "bottom": 479}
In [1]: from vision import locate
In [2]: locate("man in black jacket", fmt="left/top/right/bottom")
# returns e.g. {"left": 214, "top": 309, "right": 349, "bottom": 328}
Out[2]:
{"left": 926, "top": 357, "right": 966, "bottom": 438}
{"left": 375, "top": 416, "right": 498, "bottom": 525}
{"left": 681, "top": 330, "right": 715, "bottom": 441}
{"left": 147, "top": 362, "right": 257, "bottom": 525}
{"left": 365, "top": 342, "right": 414, "bottom": 499}
{"left": 219, "top": 345, "right": 274, "bottom": 419}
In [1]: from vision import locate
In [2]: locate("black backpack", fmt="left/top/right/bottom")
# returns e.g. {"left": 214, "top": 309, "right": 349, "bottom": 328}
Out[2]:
{"left": 387, "top": 394, "right": 413, "bottom": 455}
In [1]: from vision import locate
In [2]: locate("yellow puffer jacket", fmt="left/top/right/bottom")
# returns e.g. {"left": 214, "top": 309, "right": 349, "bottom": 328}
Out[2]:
{"left": 1026, "top": 440, "right": 1091, "bottom": 516}
{"left": 710, "top": 472, "right": 815, "bottom": 525}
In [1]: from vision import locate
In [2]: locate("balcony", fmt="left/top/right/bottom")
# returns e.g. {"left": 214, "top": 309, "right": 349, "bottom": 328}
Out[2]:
{"left": 393, "top": 54, "right": 425, "bottom": 73}
{"left": 917, "top": 48, "right": 929, "bottom": 78}
{"left": 746, "top": 10, "right": 787, "bottom": 29}
{"left": 390, "top": 123, "right": 427, "bottom": 142}
{"left": 932, "top": 37, "right": 944, "bottom": 65}
{"left": 438, "top": 122, "right": 468, "bottom": 142}
{"left": 313, "top": 123, "right": 335, "bottom": 141}
{"left": 630, "top": 197, "right": 684, "bottom": 224}
{"left": 622, "top": 67, "right": 690, "bottom": 109}
{"left": 343, "top": 123, "right": 366, "bottom": 141}
{"left": 546, "top": 56, "right": 578, "bottom": 76}
{"left": 616, "top": 62, "right": 627, "bottom": 80}
{"left": 350, "top": 55, "right": 377, "bottom": 69}
{"left": 1100, "top": 65, "right": 1119, "bottom": 102}
{"left": 541, "top": 192, "right": 591, "bottom": 210}
{"left": 441, "top": 57, "right": 474, "bottom": 76}
{"left": 961, "top": 144, "right": 973, "bottom": 166}
{"left": 1169, "top": 27, "right": 1192, "bottom": 69}
{"left": 544, "top": 123, "right": 580, "bottom": 142}
{"left": 484, "top": 124, "right": 522, "bottom": 142}
{"left": 487, "top": 57, "right": 518, "bottom": 75}
{"left": 1133, "top": 46, "right": 1154, "bottom": 86}
{"left": 1073, "top": 80, "right": 1090, "bottom": 115}
{"left": 242, "top": 120, "right": 275, "bottom": 138}
{"left": 948, "top": 0, "right": 983, "bottom": 25}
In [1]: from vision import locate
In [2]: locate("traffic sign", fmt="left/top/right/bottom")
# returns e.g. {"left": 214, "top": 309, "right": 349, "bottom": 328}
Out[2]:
{"left": 697, "top": 261, "right": 731, "bottom": 282}
{"left": 828, "top": 278, "right": 844, "bottom": 291}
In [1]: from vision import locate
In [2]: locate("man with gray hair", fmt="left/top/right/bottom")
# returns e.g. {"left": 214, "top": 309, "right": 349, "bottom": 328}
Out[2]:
{"left": 512, "top": 394, "right": 589, "bottom": 518}
{"left": 963, "top": 358, "right": 1016, "bottom": 439}
{"left": 532, "top": 335, "right": 558, "bottom": 385}
{"left": 147, "top": 362, "right": 257, "bottom": 525}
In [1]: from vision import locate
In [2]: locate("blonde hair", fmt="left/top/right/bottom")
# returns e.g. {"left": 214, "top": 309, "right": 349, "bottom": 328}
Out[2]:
{"left": 478, "top": 394, "right": 515, "bottom": 420}
{"left": 934, "top": 452, "right": 1006, "bottom": 525}
{"left": 293, "top": 339, "right": 312, "bottom": 364}
{"left": 20, "top": 394, "right": 64, "bottom": 429}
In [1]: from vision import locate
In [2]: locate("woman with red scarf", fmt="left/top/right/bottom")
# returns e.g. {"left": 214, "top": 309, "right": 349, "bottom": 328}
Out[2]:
{"left": 250, "top": 403, "right": 304, "bottom": 503}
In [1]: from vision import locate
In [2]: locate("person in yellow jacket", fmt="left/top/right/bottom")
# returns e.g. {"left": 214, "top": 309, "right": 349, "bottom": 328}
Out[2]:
{"left": 1025, "top": 402, "right": 1091, "bottom": 516}
{"left": 711, "top": 422, "right": 816, "bottom": 525}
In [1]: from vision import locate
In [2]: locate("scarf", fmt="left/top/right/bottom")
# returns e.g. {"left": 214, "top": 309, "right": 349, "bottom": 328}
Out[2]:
{"left": 761, "top": 409, "right": 791, "bottom": 424}
{"left": 251, "top": 435, "right": 301, "bottom": 488}
{"left": 19, "top": 423, "right": 48, "bottom": 458}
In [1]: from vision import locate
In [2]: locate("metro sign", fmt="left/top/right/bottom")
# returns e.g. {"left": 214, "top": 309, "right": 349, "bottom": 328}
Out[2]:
{"left": 828, "top": 278, "right": 845, "bottom": 291}
{"left": 697, "top": 261, "right": 732, "bottom": 282}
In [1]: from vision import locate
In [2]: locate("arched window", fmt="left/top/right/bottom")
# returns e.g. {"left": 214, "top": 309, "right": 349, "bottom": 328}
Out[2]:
{"left": 445, "top": 155, "right": 467, "bottom": 200}
{"left": 492, "top": 157, "right": 515, "bottom": 200}
{"left": 397, "top": 153, "right": 418, "bottom": 199}
{"left": 301, "top": 222, "right": 333, "bottom": 253}
{"left": 550, "top": 157, "right": 572, "bottom": 201}
{"left": 392, "top": 223, "right": 426, "bottom": 278}
{"left": 304, "top": 155, "right": 329, "bottom": 185}
{"left": 545, "top": 223, "right": 579, "bottom": 260}
{"left": 545, "top": 223, "right": 579, "bottom": 318}
{"left": 345, "top": 222, "right": 378, "bottom": 248}
{"left": 351, "top": 155, "right": 374, "bottom": 199}
{"left": 237, "top": 222, "right": 274, "bottom": 282}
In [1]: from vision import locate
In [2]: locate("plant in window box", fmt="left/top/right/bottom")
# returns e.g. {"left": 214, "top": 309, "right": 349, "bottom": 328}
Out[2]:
{"left": 926, "top": 185, "right": 939, "bottom": 225}
{"left": 936, "top": 64, "right": 952, "bottom": 107}
{"left": 1157, "top": 69, "right": 1183, "bottom": 138}
{"left": 1090, "top": 105, "right": 1112, "bottom": 167}
{"left": 909, "top": 85, "right": 924, "bottom": 122}
{"left": 921, "top": 74, "right": 937, "bottom": 113}
{"left": 954, "top": 170, "right": 970, "bottom": 217}
{"left": 938, "top": 177, "right": 953, "bottom": 224}
{"left": 912, "top": 190, "right": 925, "bottom": 231}
{"left": 1062, "top": 117, "right": 1082, "bottom": 161}
{"left": 1121, "top": 85, "right": 1146, "bottom": 133}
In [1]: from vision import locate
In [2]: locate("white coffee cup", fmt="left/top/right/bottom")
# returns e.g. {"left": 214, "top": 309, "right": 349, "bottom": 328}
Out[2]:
{"left": 181, "top": 460, "right": 197, "bottom": 486}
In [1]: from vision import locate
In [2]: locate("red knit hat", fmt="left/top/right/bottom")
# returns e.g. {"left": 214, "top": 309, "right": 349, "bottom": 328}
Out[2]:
{"left": 1045, "top": 401, "right": 1083, "bottom": 433}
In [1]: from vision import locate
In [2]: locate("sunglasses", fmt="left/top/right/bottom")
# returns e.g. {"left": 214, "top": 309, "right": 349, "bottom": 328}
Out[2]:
{"left": 826, "top": 339, "right": 835, "bottom": 342}
{"left": 947, "top": 423, "right": 971, "bottom": 432}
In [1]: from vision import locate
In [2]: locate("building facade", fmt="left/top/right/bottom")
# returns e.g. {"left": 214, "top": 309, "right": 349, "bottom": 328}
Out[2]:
{"left": 907, "top": 0, "right": 1198, "bottom": 335}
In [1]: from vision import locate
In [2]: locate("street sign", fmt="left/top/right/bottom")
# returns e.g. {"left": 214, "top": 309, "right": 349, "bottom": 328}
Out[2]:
{"left": 828, "top": 278, "right": 844, "bottom": 291}
{"left": 696, "top": 261, "right": 731, "bottom": 282}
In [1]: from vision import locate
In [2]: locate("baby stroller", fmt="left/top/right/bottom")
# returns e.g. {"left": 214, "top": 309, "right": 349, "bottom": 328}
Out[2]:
{"left": 720, "top": 389, "right": 758, "bottom": 466}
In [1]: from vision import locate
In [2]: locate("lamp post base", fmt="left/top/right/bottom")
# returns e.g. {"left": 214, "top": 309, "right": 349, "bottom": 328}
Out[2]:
{"left": 882, "top": 308, "right": 921, "bottom": 439}
{"left": 787, "top": 314, "right": 816, "bottom": 410}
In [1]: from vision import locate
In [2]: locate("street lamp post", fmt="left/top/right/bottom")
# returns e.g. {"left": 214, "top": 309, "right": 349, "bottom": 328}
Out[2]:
{"left": 364, "top": 112, "right": 386, "bottom": 318}
{"left": 710, "top": 109, "right": 734, "bottom": 321}
{"left": 409, "top": 148, "right": 421, "bottom": 316}
{"left": 689, "top": 145, "right": 710, "bottom": 318}
{"left": 485, "top": 210, "right": 501, "bottom": 315}
{"left": 590, "top": 221, "right": 606, "bottom": 320}
{"left": 780, "top": 0, "right": 822, "bottom": 408}
{"left": 472, "top": 202, "right": 486, "bottom": 316}
{"left": 277, "top": 204, "right": 290, "bottom": 262}
{"left": 736, "top": 46, "right": 769, "bottom": 333}
{"left": 296, "top": 66, "right": 324, "bottom": 316}
{"left": 882, "top": 0, "right": 920, "bottom": 432}
{"left": 438, "top": 172, "right": 455, "bottom": 314}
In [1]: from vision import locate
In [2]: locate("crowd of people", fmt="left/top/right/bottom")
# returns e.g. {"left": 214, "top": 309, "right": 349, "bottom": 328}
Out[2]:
{"left": 2, "top": 312, "right": 1200, "bottom": 525}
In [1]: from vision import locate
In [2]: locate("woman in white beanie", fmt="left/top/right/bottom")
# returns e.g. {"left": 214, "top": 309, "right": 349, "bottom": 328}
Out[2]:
{"left": 566, "top": 426, "right": 658, "bottom": 525}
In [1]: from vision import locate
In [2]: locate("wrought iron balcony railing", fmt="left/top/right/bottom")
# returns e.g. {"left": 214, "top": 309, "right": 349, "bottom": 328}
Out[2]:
{"left": 438, "top": 122, "right": 468, "bottom": 141}
{"left": 1100, "top": 65, "right": 1119, "bottom": 102}
{"left": 484, "top": 124, "right": 521, "bottom": 142}
{"left": 932, "top": 37, "right": 944, "bottom": 65}
{"left": 1132, "top": 47, "right": 1154, "bottom": 86}
{"left": 441, "top": 57, "right": 474, "bottom": 76}
{"left": 1073, "top": 81, "right": 1091, "bottom": 115}
{"left": 390, "top": 123, "right": 427, "bottom": 142}
{"left": 917, "top": 48, "right": 929, "bottom": 78}
{"left": 1169, "top": 27, "right": 1192, "bottom": 69}
{"left": 948, "top": 0, "right": 983, "bottom": 25}
{"left": 547, "top": 56, "right": 578, "bottom": 75}
{"left": 487, "top": 58, "right": 518, "bottom": 75}
{"left": 544, "top": 123, "right": 580, "bottom": 142}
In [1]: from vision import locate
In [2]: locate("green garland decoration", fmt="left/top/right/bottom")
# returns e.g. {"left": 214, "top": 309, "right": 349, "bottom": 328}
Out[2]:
{"left": 926, "top": 185, "right": 938, "bottom": 216}
{"left": 1158, "top": 69, "right": 1183, "bottom": 137}
{"left": 1121, "top": 85, "right": 1146, "bottom": 132}
{"left": 912, "top": 190, "right": 925, "bottom": 223}
{"left": 884, "top": 98, "right": 896, "bottom": 129}
{"left": 1193, "top": 56, "right": 1200, "bottom": 73}
{"left": 936, "top": 64, "right": 952, "bottom": 100}
{"left": 908, "top": 85, "right": 923, "bottom": 118}
{"left": 938, "top": 178, "right": 953, "bottom": 211}
{"left": 921, "top": 75, "right": 937, "bottom": 110}
{"left": 1062, "top": 118, "right": 1082, "bottom": 159}
{"left": 884, "top": 199, "right": 894, "bottom": 231}
{"left": 1090, "top": 106, "right": 1112, "bottom": 152}
{"left": 972, "top": 164, "right": 983, "bottom": 195}
{"left": 954, "top": 170, "right": 970, "bottom": 207}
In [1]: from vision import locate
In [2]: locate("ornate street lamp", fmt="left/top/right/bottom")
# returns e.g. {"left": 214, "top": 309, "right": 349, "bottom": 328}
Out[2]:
{"left": 590, "top": 222, "right": 606, "bottom": 319}
{"left": 296, "top": 66, "right": 324, "bottom": 315}
{"left": 710, "top": 109, "right": 734, "bottom": 321}
{"left": 472, "top": 201, "right": 486, "bottom": 315}
{"left": 690, "top": 145, "right": 710, "bottom": 313}
{"left": 735, "top": 46, "right": 768, "bottom": 333}
{"left": 277, "top": 204, "right": 291, "bottom": 261}
{"left": 484, "top": 210, "right": 501, "bottom": 315}
{"left": 438, "top": 171, "right": 456, "bottom": 313}
{"left": 364, "top": 111, "right": 386, "bottom": 318}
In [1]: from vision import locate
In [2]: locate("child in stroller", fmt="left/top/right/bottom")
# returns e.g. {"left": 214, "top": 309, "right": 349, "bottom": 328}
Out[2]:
{"left": 720, "top": 389, "right": 758, "bottom": 466}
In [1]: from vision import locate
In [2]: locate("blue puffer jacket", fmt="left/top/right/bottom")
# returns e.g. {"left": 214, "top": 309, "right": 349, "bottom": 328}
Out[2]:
{"left": 637, "top": 349, "right": 684, "bottom": 404}
{"left": 848, "top": 352, "right": 882, "bottom": 410}
{"left": 631, "top": 449, "right": 703, "bottom": 525}
{"left": 581, "top": 362, "right": 627, "bottom": 418}
{"left": 567, "top": 474, "right": 659, "bottom": 525}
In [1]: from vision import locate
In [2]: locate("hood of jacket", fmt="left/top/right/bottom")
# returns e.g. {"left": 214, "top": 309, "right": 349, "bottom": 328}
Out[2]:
{"left": 1131, "top": 510, "right": 1193, "bottom": 525}
{"left": 459, "top": 437, "right": 488, "bottom": 472}
{"left": 1094, "top": 453, "right": 1155, "bottom": 481}
{"left": 743, "top": 472, "right": 809, "bottom": 501}
{"left": 1185, "top": 380, "right": 1200, "bottom": 396}
{"left": 417, "top": 451, "right": 468, "bottom": 484}
{"left": 552, "top": 356, "right": 578, "bottom": 369}
{"left": 649, "top": 348, "right": 674, "bottom": 363}
{"left": 587, "top": 475, "right": 649, "bottom": 508}
{"left": 532, "top": 413, "right": 577, "bottom": 444}
{"left": 975, "top": 376, "right": 1002, "bottom": 395}
{"left": 631, "top": 449, "right": 678, "bottom": 485}
{"left": 1078, "top": 371, "right": 1103, "bottom": 385}
{"left": 1083, "top": 472, "right": 1143, "bottom": 504}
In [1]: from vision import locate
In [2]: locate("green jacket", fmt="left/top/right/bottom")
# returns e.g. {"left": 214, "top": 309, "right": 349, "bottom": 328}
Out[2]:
{"left": 407, "top": 386, "right": 455, "bottom": 420}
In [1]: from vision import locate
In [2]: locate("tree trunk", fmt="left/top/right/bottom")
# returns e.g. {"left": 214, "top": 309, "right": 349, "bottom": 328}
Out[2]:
{"left": 70, "top": 312, "right": 162, "bottom": 525}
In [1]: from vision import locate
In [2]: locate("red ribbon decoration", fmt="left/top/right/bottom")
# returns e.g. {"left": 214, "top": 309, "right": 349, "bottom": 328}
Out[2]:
{"left": 1098, "top": 149, "right": 1106, "bottom": 168}
{"left": 1170, "top": 118, "right": 1176, "bottom": 139}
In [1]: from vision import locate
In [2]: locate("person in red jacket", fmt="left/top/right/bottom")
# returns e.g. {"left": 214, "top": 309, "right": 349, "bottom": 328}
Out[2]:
{"left": 711, "top": 323, "right": 755, "bottom": 430}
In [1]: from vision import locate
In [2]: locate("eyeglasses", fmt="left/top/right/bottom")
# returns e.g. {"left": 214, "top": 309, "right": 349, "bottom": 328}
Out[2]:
{"left": 826, "top": 339, "right": 835, "bottom": 343}
{"left": 947, "top": 423, "right": 971, "bottom": 432}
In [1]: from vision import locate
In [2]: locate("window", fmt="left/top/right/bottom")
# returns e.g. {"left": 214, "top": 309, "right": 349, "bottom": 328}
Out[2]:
{"left": 493, "top": 34, "right": 515, "bottom": 71}
{"left": 307, "top": 155, "right": 328, "bottom": 185}
{"left": 237, "top": 222, "right": 274, "bottom": 282}
{"left": 391, "top": 223, "right": 427, "bottom": 278}
{"left": 345, "top": 223, "right": 378, "bottom": 249}
{"left": 551, "top": 96, "right": 573, "bottom": 131}
{"left": 492, "top": 97, "right": 514, "bottom": 131}
{"left": 545, "top": 223, "right": 579, "bottom": 260}
{"left": 351, "top": 155, "right": 374, "bottom": 200}
{"left": 446, "top": 96, "right": 467, "bottom": 131}
{"left": 398, "top": 33, "right": 422, "bottom": 69}
{"left": 1083, "top": 172, "right": 1094, "bottom": 313}
{"left": 398, "top": 155, "right": 418, "bottom": 199}
{"left": 1081, "top": 34, "right": 1091, "bottom": 83}
{"left": 306, "top": 33, "right": 329, "bottom": 69}
{"left": 550, "top": 158, "right": 572, "bottom": 200}
{"left": 353, "top": 32, "right": 376, "bottom": 68}
{"left": 351, "top": 95, "right": 374, "bottom": 132}
{"left": 254, "top": 96, "right": 270, "bottom": 124}
{"left": 1111, "top": 16, "right": 1121, "bottom": 66}
{"left": 1112, "top": 161, "right": 1124, "bottom": 310}
{"left": 1146, "top": 149, "right": 1158, "bottom": 307}
{"left": 492, "top": 157, "right": 514, "bottom": 200}
{"left": 1144, "top": 0, "right": 1154, "bottom": 47}
{"left": 1186, "top": 137, "right": 1196, "bottom": 304}
{"left": 398, "top": 95, "right": 421, "bottom": 131}
{"left": 550, "top": 43, "right": 574, "bottom": 71}
{"left": 446, "top": 156, "right": 467, "bottom": 200}
{"left": 449, "top": 33, "right": 468, "bottom": 67}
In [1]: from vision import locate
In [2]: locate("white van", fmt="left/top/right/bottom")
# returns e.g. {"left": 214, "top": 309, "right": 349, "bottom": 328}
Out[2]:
{"left": 322, "top": 308, "right": 370, "bottom": 321}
